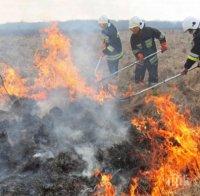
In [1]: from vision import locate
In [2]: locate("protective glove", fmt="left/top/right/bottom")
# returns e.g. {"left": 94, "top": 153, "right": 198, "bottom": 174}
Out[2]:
{"left": 160, "top": 42, "right": 168, "bottom": 53}
{"left": 136, "top": 52, "right": 144, "bottom": 62}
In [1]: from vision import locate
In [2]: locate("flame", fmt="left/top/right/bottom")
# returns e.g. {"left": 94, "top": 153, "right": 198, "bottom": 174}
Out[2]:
{"left": 33, "top": 23, "right": 117, "bottom": 102}
{"left": 129, "top": 178, "right": 138, "bottom": 196}
{"left": 0, "top": 24, "right": 117, "bottom": 104}
{"left": 0, "top": 64, "right": 47, "bottom": 102}
{"left": 121, "top": 84, "right": 134, "bottom": 98}
{"left": 94, "top": 171, "right": 116, "bottom": 196}
{"left": 0, "top": 64, "right": 28, "bottom": 100}
{"left": 131, "top": 95, "right": 200, "bottom": 194}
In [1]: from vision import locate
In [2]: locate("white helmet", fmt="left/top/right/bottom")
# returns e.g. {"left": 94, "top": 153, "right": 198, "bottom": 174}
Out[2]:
{"left": 98, "top": 15, "right": 109, "bottom": 24}
{"left": 129, "top": 16, "right": 145, "bottom": 29}
{"left": 182, "top": 17, "right": 199, "bottom": 32}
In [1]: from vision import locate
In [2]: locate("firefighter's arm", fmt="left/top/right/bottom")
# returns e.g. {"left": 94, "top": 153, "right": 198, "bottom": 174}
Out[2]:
{"left": 152, "top": 28, "right": 168, "bottom": 52}
{"left": 102, "top": 42, "right": 115, "bottom": 54}
{"left": 184, "top": 36, "right": 200, "bottom": 70}
{"left": 130, "top": 36, "right": 144, "bottom": 62}
{"left": 130, "top": 36, "right": 142, "bottom": 56}
{"left": 152, "top": 28, "right": 166, "bottom": 42}
{"left": 101, "top": 34, "right": 111, "bottom": 54}
{"left": 105, "top": 26, "right": 118, "bottom": 53}
{"left": 101, "top": 32, "right": 115, "bottom": 54}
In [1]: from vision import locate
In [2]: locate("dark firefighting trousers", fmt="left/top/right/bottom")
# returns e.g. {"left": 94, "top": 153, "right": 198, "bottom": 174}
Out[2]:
{"left": 107, "top": 59, "right": 119, "bottom": 74}
{"left": 134, "top": 59, "right": 158, "bottom": 85}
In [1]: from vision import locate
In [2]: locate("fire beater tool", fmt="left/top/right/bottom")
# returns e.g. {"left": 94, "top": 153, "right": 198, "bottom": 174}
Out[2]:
{"left": 97, "top": 50, "right": 162, "bottom": 84}
{"left": 118, "top": 64, "right": 200, "bottom": 101}
{"left": 94, "top": 55, "right": 104, "bottom": 76}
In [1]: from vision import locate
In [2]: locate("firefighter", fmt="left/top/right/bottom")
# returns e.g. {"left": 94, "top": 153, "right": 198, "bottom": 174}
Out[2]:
{"left": 129, "top": 16, "right": 168, "bottom": 86}
{"left": 98, "top": 15, "right": 123, "bottom": 74}
{"left": 181, "top": 17, "right": 200, "bottom": 75}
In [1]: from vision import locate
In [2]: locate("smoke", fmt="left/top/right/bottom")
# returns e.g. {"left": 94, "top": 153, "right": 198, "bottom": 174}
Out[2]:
{"left": 0, "top": 22, "right": 128, "bottom": 185}
{"left": 46, "top": 22, "right": 128, "bottom": 175}
{"left": 36, "top": 96, "right": 128, "bottom": 176}
{"left": 66, "top": 21, "right": 108, "bottom": 81}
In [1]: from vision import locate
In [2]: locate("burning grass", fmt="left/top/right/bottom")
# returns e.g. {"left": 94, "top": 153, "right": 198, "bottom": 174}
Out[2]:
{"left": 0, "top": 23, "right": 117, "bottom": 105}
{"left": 0, "top": 25, "right": 199, "bottom": 195}
{"left": 130, "top": 95, "right": 199, "bottom": 195}
{"left": 92, "top": 95, "right": 200, "bottom": 195}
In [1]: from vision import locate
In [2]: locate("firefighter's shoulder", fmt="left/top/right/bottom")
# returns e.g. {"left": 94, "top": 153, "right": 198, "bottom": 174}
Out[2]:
{"left": 142, "top": 26, "right": 157, "bottom": 33}
{"left": 108, "top": 23, "right": 117, "bottom": 32}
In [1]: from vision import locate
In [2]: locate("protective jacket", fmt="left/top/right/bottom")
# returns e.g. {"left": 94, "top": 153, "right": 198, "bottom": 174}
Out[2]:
{"left": 184, "top": 28, "right": 200, "bottom": 69}
{"left": 130, "top": 26, "right": 166, "bottom": 64}
{"left": 101, "top": 22, "right": 123, "bottom": 61}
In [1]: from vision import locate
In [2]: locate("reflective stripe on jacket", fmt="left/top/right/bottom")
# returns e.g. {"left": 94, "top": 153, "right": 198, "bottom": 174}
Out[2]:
{"left": 184, "top": 29, "right": 200, "bottom": 69}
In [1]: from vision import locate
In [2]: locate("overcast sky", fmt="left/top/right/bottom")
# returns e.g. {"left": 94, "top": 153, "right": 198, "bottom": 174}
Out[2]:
{"left": 0, "top": 0, "right": 199, "bottom": 24}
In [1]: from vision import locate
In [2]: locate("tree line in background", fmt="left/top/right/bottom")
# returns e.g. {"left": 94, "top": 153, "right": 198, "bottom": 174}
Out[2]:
{"left": 0, "top": 20, "right": 182, "bottom": 36}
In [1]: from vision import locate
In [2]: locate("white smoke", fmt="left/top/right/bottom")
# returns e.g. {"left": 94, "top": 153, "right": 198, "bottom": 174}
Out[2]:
{"left": 0, "top": 21, "right": 128, "bottom": 179}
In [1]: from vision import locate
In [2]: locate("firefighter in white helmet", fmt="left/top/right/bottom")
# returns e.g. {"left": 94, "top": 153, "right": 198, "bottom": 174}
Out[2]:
{"left": 129, "top": 16, "right": 168, "bottom": 86}
{"left": 181, "top": 17, "right": 200, "bottom": 75}
{"left": 98, "top": 15, "right": 123, "bottom": 74}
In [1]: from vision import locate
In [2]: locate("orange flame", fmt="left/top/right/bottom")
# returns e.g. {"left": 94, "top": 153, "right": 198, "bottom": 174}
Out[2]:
{"left": 33, "top": 23, "right": 117, "bottom": 102}
{"left": 121, "top": 84, "right": 134, "bottom": 98}
{"left": 131, "top": 95, "right": 200, "bottom": 194}
{"left": 94, "top": 171, "right": 116, "bottom": 196}
{"left": 0, "top": 64, "right": 28, "bottom": 100}
{"left": 129, "top": 178, "right": 138, "bottom": 196}
{"left": 0, "top": 63, "right": 47, "bottom": 102}
{"left": 0, "top": 24, "right": 117, "bottom": 104}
